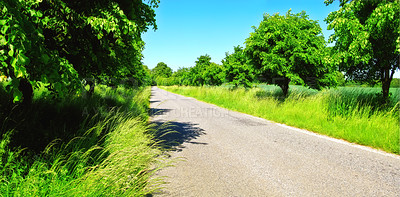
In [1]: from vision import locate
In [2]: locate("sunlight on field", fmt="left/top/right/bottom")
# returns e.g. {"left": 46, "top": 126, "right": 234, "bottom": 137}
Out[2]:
{"left": 162, "top": 85, "right": 400, "bottom": 154}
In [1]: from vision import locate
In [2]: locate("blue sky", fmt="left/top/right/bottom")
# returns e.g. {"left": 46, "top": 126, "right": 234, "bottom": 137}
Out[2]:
{"left": 141, "top": 0, "right": 399, "bottom": 78}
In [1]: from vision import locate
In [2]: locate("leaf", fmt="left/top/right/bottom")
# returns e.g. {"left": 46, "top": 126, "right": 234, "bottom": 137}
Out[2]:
{"left": 17, "top": 66, "right": 27, "bottom": 78}
{"left": 0, "top": 35, "right": 6, "bottom": 46}
{"left": 41, "top": 75, "right": 48, "bottom": 83}
{"left": 13, "top": 89, "right": 23, "bottom": 103}
{"left": 17, "top": 53, "right": 29, "bottom": 65}
{"left": 8, "top": 47, "right": 14, "bottom": 57}
{"left": 11, "top": 57, "right": 17, "bottom": 69}
{"left": 1, "top": 61, "right": 7, "bottom": 68}
{"left": 0, "top": 24, "right": 9, "bottom": 34}
{"left": 10, "top": 79, "right": 21, "bottom": 103}
{"left": 41, "top": 54, "right": 50, "bottom": 64}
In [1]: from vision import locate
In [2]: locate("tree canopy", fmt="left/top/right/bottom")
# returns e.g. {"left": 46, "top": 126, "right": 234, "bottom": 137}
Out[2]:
{"left": 245, "top": 10, "right": 336, "bottom": 96}
{"left": 222, "top": 46, "right": 254, "bottom": 88}
{"left": 151, "top": 62, "right": 172, "bottom": 78}
{"left": 325, "top": 0, "right": 400, "bottom": 99}
{"left": 191, "top": 55, "right": 224, "bottom": 86}
{"left": 0, "top": 0, "right": 158, "bottom": 102}
{"left": 171, "top": 67, "right": 191, "bottom": 86}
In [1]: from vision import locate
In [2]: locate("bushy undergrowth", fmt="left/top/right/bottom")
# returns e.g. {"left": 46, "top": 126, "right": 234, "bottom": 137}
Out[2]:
{"left": 162, "top": 85, "right": 400, "bottom": 154}
{"left": 0, "top": 84, "right": 164, "bottom": 196}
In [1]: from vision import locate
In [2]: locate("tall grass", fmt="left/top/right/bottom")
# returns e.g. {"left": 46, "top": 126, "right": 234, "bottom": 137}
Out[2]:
{"left": 0, "top": 85, "right": 165, "bottom": 196}
{"left": 162, "top": 85, "right": 400, "bottom": 154}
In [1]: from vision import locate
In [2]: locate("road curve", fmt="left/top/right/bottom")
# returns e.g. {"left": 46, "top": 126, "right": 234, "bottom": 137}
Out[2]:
{"left": 150, "top": 86, "right": 400, "bottom": 196}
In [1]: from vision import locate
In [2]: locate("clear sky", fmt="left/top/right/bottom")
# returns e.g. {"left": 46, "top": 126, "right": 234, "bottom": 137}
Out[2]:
{"left": 141, "top": 0, "right": 400, "bottom": 78}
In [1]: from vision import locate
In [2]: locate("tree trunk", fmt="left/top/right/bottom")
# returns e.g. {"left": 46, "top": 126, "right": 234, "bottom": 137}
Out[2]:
{"left": 87, "top": 80, "right": 95, "bottom": 96}
{"left": 278, "top": 77, "right": 290, "bottom": 97}
{"left": 381, "top": 67, "right": 394, "bottom": 101}
{"left": 19, "top": 78, "right": 33, "bottom": 105}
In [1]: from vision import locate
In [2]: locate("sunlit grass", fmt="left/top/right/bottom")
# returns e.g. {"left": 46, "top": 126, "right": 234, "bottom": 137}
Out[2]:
{"left": 0, "top": 85, "right": 166, "bottom": 196}
{"left": 161, "top": 85, "right": 400, "bottom": 154}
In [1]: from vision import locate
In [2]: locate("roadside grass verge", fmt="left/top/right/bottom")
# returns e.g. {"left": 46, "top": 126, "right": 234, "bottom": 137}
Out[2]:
{"left": 161, "top": 85, "right": 400, "bottom": 154}
{"left": 0, "top": 85, "right": 165, "bottom": 196}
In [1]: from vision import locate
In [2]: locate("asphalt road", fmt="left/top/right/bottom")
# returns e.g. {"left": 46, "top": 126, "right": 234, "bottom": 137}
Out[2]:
{"left": 150, "top": 86, "right": 400, "bottom": 196}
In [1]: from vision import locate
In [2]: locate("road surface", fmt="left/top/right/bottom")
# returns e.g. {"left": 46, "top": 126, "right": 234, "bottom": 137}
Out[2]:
{"left": 150, "top": 86, "right": 400, "bottom": 196}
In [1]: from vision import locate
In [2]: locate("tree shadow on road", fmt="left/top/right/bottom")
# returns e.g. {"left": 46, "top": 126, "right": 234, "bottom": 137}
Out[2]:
{"left": 149, "top": 100, "right": 161, "bottom": 104}
{"left": 149, "top": 108, "right": 172, "bottom": 116}
{"left": 150, "top": 120, "right": 206, "bottom": 151}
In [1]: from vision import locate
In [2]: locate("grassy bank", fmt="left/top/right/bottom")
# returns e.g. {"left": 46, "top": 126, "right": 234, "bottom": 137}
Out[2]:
{"left": 0, "top": 85, "right": 164, "bottom": 196}
{"left": 161, "top": 85, "right": 400, "bottom": 154}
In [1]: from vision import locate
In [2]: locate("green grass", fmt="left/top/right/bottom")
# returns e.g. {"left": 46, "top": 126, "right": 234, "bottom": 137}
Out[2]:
{"left": 0, "top": 85, "right": 166, "bottom": 196}
{"left": 161, "top": 85, "right": 400, "bottom": 154}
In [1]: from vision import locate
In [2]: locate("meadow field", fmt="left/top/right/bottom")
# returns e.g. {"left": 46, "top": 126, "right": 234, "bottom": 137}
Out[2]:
{"left": 162, "top": 85, "right": 400, "bottom": 154}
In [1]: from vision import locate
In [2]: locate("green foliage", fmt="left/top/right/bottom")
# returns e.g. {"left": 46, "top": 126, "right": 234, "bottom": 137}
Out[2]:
{"left": 222, "top": 46, "right": 254, "bottom": 88}
{"left": 154, "top": 76, "right": 175, "bottom": 86}
{"left": 141, "top": 65, "right": 153, "bottom": 86}
{"left": 334, "top": 71, "right": 346, "bottom": 86}
{"left": 245, "top": 10, "right": 336, "bottom": 96}
{"left": 0, "top": 85, "right": 165, "bottom": 196}
{"left": 171, "top": 67, "right": 192, "bottom": 86}
{"left": 191, "top": 55, "right": 225, "bottom": 86}
{"left": 40, "top": 0, "right": 156, "bottom": 86}
{"left": 150, "top": 56, "right": 225, "bottom": 87}
{"left": 0, "top": 0, "right": 158, "bottom": 102}
{"left": 0, "top": 0, "right": 81, "bottom": 102}
{"left": 391, "top": 78, "right": 400, "bottom": 88}
{"left": 325, "top": 0, "right": 400, "bottom": 99}
{"left": 152, "top": 62, "right": 173, "bottom": 78}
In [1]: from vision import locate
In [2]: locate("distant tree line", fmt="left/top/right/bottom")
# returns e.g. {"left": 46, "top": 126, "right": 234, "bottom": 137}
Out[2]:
{"left": 151, "top": 1, "right": 399, "bottom": 100}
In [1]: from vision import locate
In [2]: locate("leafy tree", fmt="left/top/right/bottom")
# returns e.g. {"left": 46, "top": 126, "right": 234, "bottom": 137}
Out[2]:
{"left": 245, "top": 10, "right": 336, "bottom": 96}
{"left": 191, "top": 55, "right": 224, "bottom": 86}
{"left": 222, "top": 46, "right": 254, "bottom": 88}
{"left": 325, "top": 0, "right": 400, "bottom": 99}
{"left": 0, "top": 0, "right": 80, "bottom": 102}
{"left": 0, "top": 0, "right": 158, "bottom": 102}
{"left": 192, "top": 55, "right": 209, "bottom": 85}
{"left": 38, "top": 0, "right": 157, "bottom": 92}
{"left": 172, "top": 67, "right": 191, "bottom": 85}
{"left": 154, "top": 76, "right": 174, "bottom": 86}
{"left": 190, "top": 55, "right": 210, "bottom": 85}
{"left": 203, "top": 62, "right": 225, "bottom": 86}
{"left": 151, "top": 62, "right": 172, "bottom": 78}
{"left": 334, "top": 71, "right": 346, "bottom": 86}
{"left": 141, "top": 65, "right": 152, "bottom": 86}
{"left": 391, "top": 78, "right": 400, "bottom": 88}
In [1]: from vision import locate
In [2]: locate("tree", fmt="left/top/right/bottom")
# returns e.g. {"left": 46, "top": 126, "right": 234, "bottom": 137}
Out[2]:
{"left": 325, "top": 0, "right": 400, "bottom": 99}
{"left": 141, "top": 65, "right": 152, "bottom": 86}
{"left": 391, "top": 78, "right": 400, "bottom": 88}
{"left": 191, "top": 55, "right": 211, "bottom": 86}
{"left": 37, "top": 0, "right": 157, "bottom": 91}
{"left": 245, "top": 10, "right": 336, "bottom": 96}
{"left": 151, "top": 62, "right": 172, "bottom": 78}
{"left": 0, "top": 0, "right": 80, "bottom": 102}
{"left": 172, "top": 67, "right": 191, "bottom": 85}
{"left": 191, "top": 55, "right": 224, "bottom": 86}
{"left": 0, "top": 0, "right": 158, "bottom": 102}
{"left": 334, "top": 71, "right": 346, "bottom": 86}
{"left": 203, "top": 62, "right": 225, "bottom": 86}
{"left": 222, "top": 46, "right": 254, "bottom": 88}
